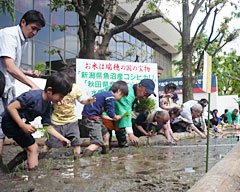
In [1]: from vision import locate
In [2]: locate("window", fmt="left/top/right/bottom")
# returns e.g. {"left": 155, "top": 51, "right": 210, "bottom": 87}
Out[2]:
{"left": 34, "top": 0, "right": 50, "bottom": 24}
{"left": 35, "top": 41, "right": 49, "bottom": 64}
{"left": 0, "top": 12, "right": 13, "bottom": 28}
{"left": 35, "top": 23, "right": 50, "bottom": 43}
{"left": 15, "top": 0, "right": 33, "bottom": 13}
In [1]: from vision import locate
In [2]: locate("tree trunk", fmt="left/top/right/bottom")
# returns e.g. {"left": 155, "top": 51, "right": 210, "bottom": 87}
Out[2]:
{"left": 182, "top": 1, "right": 194, "bottom": 103}
{"left": 78, "top": 20, "right": 96, "bottom": 59}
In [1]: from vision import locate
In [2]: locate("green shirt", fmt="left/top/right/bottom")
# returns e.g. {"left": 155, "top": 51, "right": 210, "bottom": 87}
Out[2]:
{"left": 226, "top": 110, "right": 239, "bottom": 124}
{"left": 115, "top": 85, "right": 135, "bottom": 128}
{"left": 99, "top": 85, "right": 136, "bottom": 129}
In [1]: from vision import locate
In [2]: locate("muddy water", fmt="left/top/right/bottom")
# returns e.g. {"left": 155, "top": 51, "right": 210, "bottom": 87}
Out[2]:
{"left": 0, "top": 137, "right": 238, "bottom": 192}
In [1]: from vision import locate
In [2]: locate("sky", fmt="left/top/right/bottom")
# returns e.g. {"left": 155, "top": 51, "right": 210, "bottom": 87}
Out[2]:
{"left": 159, "top": 1, "right": 240, "bottom": 54}
{"left": 159, "top": 1, "right": 239, "bottom": 34}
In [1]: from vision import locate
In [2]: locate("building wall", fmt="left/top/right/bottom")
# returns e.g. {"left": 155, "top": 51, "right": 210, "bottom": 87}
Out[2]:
{"left": 0, "top": 0, "right": 177, "bottom": 76}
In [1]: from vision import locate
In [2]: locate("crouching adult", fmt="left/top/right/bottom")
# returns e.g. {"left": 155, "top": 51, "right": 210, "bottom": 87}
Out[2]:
{"left": 132, "top": 109, "right": 172, "bottom": 142}
{"left": 172, "top": 103, "right": 206, "bottom": 139}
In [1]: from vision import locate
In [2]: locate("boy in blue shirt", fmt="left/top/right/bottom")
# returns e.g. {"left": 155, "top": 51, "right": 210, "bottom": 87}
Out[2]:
{"left": 82, "top": 80, "right": 128, "bottom": 157}
{"left": 1, "top": 71, "right": 72, "bottom": 170}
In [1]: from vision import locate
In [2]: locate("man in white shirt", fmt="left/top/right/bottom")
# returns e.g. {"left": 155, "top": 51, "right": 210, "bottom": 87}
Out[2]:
{"left": 0, "top": 10, "right": 45, "bottom": 164}
{"left": 180, "top": 102, "right": 207, "bottom": 139}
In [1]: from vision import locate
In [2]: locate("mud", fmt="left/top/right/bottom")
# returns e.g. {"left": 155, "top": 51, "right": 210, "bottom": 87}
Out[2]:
{"left": 0, "top": 137, "right": 238, "bottom": 192}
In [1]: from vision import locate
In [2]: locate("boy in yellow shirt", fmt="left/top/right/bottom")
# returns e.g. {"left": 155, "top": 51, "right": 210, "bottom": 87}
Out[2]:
{"left": 41, "top": 67, "right": 95, "bottom": 159}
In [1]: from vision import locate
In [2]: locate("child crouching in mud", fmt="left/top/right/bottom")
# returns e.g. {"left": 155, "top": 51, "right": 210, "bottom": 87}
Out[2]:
{"left": 41, "top": 67, "right": 96, "bottom": 160}
{"left": 1, "top": 71, "right": 72, "bottom": 171}
{"left": 81, "top": 80, "right": 128, "bottom": 157}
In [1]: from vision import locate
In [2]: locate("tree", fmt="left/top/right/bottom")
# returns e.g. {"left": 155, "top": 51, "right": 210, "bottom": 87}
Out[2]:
{"left": 213, "top": 51, "right": 240, "bottom": 96}
{"left": 167, "top": 0, "right": 240, "bottom": 102}
{"left": 0, "top": 0, "right": 15, "bottom": 22}
{"left": 49, "top": 0, "right": 164, "bottom": 60}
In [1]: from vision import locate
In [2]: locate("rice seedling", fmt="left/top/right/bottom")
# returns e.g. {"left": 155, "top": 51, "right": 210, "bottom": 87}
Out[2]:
{"left": 34, "top": 125, "right": 50, "bottom": 140}
{"left": 43, "top": 159, "right": 55, "bottom": 172}
{"left": 122, "top": 111, "right": 130, "bottom": 118}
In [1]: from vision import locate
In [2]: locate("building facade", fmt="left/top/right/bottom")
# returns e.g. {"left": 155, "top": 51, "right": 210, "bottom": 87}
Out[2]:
{"left": 0, "top": 0, "right": 181, "bottom": 77}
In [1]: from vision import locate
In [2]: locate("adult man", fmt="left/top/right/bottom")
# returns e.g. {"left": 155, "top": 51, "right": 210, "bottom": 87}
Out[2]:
{"left": 178, "top": 102, "right": 207, "bottom": 138}
{"left": 132, "top": 108, "right": 171, "bottom": 142}
{"left": 157, "top": 66, "right": 163, "bottom": 79}
{"left": 0, "top": 10, "right": 45, "bottom": 162}
{"left": 104, "top": 79, "right": 156, "bottom": 146}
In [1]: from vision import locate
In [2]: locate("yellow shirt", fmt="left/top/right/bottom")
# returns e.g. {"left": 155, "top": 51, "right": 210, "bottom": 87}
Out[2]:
{"left": 51, "top": 83, "right": 82, "bottom": 125}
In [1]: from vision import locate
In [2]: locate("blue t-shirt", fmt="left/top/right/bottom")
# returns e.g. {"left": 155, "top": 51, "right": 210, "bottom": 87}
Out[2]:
{"left": 82, "top": 91, "right": 115, "bottom": 119}
{"left": 2, "top": 90, "right": 52, "bottom": 125}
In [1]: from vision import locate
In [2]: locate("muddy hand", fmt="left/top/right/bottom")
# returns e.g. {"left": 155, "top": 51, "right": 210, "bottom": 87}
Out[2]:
{"left": 63, "top": 139, "right": 71, "bottom": 148}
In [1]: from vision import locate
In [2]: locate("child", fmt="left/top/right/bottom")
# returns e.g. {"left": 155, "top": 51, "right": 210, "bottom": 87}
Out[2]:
{"left": 82, "top": 80, "right": 128, "bottom": 157}
{"left": 41, "top": 67, "right": 95, "bottom": 159}
{"left": 1, "top": 71, "right": 72, "bottom": 170}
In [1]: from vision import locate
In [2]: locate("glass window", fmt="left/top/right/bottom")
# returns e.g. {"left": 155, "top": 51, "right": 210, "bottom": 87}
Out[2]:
{"left": 51, "top": 29, "right": 64, "bottom": 49}
{"left": 15, "top": 10, "right": 24, "bottom": 25}
{"left": 52, "top": 7, "right": 64, "bottom": 25}
{"left": 65, "top": 11, "right": 78, "bottom": 34}
{"left": 35, "top": 23, "right": 50, "bottom": 43}
{"left": 66, "top": 33, "right": 78, "bottom": 54}
{"left": 65, "top": 51, "right": 77, "bottom": 60}
{"left": 34, "top": 41, "right": 49, "bottom": 64}
{"left": 15, "top": 0, "right": 33, "bottom": 13}
{"left": 21, "top": 63, "right": 32, "bottom": 71}
{"left": 109, "top": 37, "right": 116, "bottom": 59}
{"left": 21, "top": 40, "right": 33, "bottom": 66}
{"left": 0, "top": 12, "right": 13, "bottom": 28}
{"left": 34, "top": 0, "right": 50, "bottom": 24}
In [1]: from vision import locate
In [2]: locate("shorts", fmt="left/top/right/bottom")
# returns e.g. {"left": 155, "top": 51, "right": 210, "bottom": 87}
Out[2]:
{"left": 2, "top": 116, "right": 35, "bottom": 148}
{"left": 0, "top": 88, "right": 16, "bottom": 139}
{"left": 45, "top": 121, "right": 82, "bottom": 148}
{"left": 81, "top": 116, "right": 108, "bottom": 146}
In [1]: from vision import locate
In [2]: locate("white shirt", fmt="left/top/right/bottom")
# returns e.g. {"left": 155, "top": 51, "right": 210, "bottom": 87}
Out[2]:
{"left": 0, "top": 25, "right": 29, "bottom": 96}
{"left": 180, "top": 100, "right": 198, "bottom": 124}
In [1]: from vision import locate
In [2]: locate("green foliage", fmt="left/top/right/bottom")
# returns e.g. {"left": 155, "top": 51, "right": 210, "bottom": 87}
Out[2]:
{"left": 48, "top": 0, "right": 73, "bottom": 12}
{"left": 135, "top": 98, "right": 156, "bottom": 113}
{"left": 0, "top": 0, "right": 15, "bottom": 22}
{"left": 34, "top": 62, "right": 50, "bottom": 74}
{"left": 212, "top": 51, "right": 240, "bottom": 96}
{"left": 51, "top": 24, "right": 66, "bottom": 32}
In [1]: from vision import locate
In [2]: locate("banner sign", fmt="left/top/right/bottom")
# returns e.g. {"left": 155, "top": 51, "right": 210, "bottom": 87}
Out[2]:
{"left": 202, "top": 51, "right": 212, "bottom": 93}
{"left": 158, "top": 75, "right": 217, "bottom": 94}
{"left": 76, "top": 59, "right": 158, "bottom": 94}
{"left": 76, "top": 59, "right": 158, "bottom": 118}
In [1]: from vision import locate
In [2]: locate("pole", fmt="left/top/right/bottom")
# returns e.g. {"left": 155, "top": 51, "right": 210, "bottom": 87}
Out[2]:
{"left": 206, "top": 93, "right": 211, "bottom": 172}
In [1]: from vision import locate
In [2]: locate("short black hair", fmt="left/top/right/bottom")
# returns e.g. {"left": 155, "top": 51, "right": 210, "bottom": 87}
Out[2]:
{"left": 169, "top": 107, "right": 181, "bottom": 118}
{"left": 164, "top": 83, "right": 176, "bottom": 92}
{"left": 109, "top": 80, "right": 128, "bottom": 96}
{"left": 20, "top": 10, "right": 45, "bottom": 27}
{"left": 233, "top": 109, "right": 238, "bottom": 113}
{"left": 45, "top": 71, "right": 72, "bottom": 96}
{"left": 60, "top": 67, "right": 75, "bottom": 83}
{"left": 158, "top": 66, "right": 163, "bottom": 70}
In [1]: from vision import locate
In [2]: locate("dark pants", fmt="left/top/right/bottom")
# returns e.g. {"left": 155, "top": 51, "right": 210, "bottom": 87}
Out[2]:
{"left": 108, "top": 129, "right": 127, "bottom": 147}
{"left": 171, "top": 121, "right": 188, "bottom": 133}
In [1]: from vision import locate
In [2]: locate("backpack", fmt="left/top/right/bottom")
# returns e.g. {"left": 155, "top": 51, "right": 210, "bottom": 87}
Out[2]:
{"left": 0, "top": 71, "right": 5, "bottom": 97}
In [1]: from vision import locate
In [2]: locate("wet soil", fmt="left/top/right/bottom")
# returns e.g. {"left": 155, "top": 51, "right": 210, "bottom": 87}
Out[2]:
{"left": 0, "top": 137, "right": 238, "bottom": 192}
